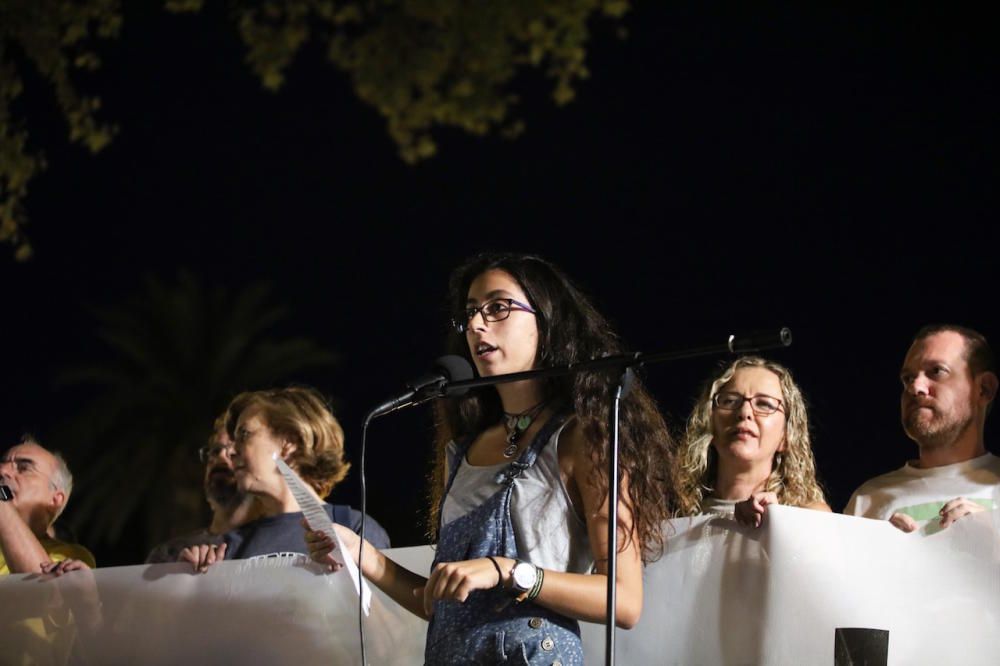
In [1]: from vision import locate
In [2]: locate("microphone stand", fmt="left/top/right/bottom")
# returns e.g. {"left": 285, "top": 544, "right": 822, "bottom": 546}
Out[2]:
{"left": 440, "top": 328, "right": 792, "bottom": 394}
{"left": 606, "top": 365, "right": 629, "bottom": 662}
{"left": 434, "top": 327, "right": 793, "bottom": 666}
{"left": 362, "top": 328, "right": 792, "bottom": 666}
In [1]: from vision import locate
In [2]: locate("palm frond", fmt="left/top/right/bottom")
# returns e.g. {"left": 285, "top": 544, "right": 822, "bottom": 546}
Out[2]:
{"left": 52, "top": 272, "right": 338, "bottom": 552}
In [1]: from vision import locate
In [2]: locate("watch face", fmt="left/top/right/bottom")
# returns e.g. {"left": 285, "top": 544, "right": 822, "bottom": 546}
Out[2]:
{"left": 512, "top": 562, "right": 536, "bottom": 591}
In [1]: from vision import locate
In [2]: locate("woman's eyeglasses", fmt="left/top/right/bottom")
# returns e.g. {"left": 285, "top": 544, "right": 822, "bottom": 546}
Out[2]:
{"left": 198, "top": 443, "right": 236, "bottom": 464}
{"left": 451, "top": 298, "right": 536, "bottom": 334}
{"left": 712, "top": 391, "right": 784, "bottom": 416}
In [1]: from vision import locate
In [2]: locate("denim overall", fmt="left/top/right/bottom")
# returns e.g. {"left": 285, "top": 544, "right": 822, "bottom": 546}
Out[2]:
{"left": 425, "top": 413, "right": 585, "bottom": 666}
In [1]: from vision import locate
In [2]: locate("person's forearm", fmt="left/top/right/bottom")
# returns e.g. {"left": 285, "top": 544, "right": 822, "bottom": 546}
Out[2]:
{"left": 0, "top": 503, "right": 51, "bottom": 573}
{"left": 535, "top": 570, "right": 642, "bottom": 628}
{"left": 360, "top": 539, "right": 430, "bottom": 620}
{"left": 491, "top": 556, "right": 643, "bottom": 628}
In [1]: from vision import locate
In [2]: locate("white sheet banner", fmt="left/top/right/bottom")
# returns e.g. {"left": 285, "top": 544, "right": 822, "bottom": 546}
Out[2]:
{"left": 0, "top": 552, "right": 427, "bottom": 666}
{"left": 2, "top": 508, "right": 999, "bottom": 665}
{"left": 593, "top": 506, "right": 1000, "bottom": 665}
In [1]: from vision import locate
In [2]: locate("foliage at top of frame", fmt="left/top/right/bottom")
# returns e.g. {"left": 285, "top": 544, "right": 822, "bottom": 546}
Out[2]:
{"left": 1, "top": 0, "right": 120, "bottom": 260}
{"left": 0, "top": 0, "right": 629, "bottom": 260}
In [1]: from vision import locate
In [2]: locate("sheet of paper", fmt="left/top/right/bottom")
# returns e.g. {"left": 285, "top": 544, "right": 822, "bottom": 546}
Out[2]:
{"left": 273, "top": 453, "right": 371, "bottom": 614}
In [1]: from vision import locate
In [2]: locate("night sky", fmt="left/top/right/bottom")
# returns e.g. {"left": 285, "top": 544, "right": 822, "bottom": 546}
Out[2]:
{"left": 2, "top": 3, "right": 998, "bottom": 566}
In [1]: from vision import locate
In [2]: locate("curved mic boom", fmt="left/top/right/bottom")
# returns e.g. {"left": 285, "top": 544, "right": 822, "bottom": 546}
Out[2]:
{"left": 368, "top": 355, "right": 474, "bottom": 418}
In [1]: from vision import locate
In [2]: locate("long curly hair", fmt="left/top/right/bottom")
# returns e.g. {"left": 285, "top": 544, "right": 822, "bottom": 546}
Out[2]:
{"left": 674, "top": 356, "right": 826, "bottom": 516}
{"left": 429, "top": 253, "right": 676, "bottom": 563}
{"left": 225, "top": 386, "right": 349, "bottom": 498}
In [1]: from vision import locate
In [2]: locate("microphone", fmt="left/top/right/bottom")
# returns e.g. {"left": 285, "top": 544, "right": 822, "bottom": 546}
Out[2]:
{"left": 727, "top": 327, "right": 793, "bottom": 353}
{"left": 368, "top": 355, "right": 474, "bottom": 418}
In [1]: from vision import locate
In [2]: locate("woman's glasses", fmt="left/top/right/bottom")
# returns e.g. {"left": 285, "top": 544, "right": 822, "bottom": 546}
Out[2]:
{"left": 712, "top": 391, "right": 784, "bottom": 416}
{"left": 198, "top": 443, "right": 236, "bottom": 464}
{"left": 451, "top": 298, "right": 536, "bottom": 334}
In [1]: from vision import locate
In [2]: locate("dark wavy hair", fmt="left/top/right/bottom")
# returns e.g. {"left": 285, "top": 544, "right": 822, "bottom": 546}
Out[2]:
{"left": 429, "top": 253, "right": 676, "bottom": 562}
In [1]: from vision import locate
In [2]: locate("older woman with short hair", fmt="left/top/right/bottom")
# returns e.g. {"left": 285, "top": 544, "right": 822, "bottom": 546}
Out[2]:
{"left": 180, "top": 386, "right": 388, "bottom": 570}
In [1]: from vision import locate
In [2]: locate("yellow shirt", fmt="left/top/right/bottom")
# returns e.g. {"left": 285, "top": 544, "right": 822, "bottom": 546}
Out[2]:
{"left": 0, "top": 536, "right": 96, "bottom": 575}
{"left": 0, "top": 538, "right": 97, "bottom": 665}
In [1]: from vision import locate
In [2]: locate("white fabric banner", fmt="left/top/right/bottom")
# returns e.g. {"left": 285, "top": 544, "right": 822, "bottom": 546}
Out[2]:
{"left": 0, "top": 552, "right": 427, "bottom": 666}
{"left": 592, "top": 506, "right": 1000, "bottom": 665}
{"left": 2, "top": 508, "right": 999, "bottom": 665}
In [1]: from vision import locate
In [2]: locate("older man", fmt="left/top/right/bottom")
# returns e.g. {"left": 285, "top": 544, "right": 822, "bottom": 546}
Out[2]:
{"left": 0, "top": 436, "right": 94, "bottom": 574}
{"left": 846, "top": 324, "right": 1000, "bottom": 532}
{"left": 146, "top": 416, "right": 261, "bottom": 563}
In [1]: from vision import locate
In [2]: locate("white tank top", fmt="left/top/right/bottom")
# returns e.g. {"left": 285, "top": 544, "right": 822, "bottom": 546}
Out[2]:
{"left": 441, "top": 417, "right": 593, "bottom": 574}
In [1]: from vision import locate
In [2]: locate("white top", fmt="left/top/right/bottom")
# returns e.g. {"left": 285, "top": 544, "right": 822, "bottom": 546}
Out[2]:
{"left": 442, "top": 418, "right": 593, "bottom": 574}
{"left": 845, "top": 452, "right": 1000, "bottom": 528}
{"left": 700, "top": 496, "right": 740, "bottom": 515}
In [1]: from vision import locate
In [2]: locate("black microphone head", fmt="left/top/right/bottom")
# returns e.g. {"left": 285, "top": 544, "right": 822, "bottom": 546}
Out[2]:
{"left": 779, "top": 327, "right": 792, "bottom": 347}
{"left": 729, "top": 328, "right": 793, "bottom": 353}
{"left": 434, "top": 355, "right": 474, "bottom": 397}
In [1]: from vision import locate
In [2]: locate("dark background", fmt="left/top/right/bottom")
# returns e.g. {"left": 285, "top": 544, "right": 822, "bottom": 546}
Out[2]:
{"left": 2, "top": 3, "right": 997, "bottom": 565}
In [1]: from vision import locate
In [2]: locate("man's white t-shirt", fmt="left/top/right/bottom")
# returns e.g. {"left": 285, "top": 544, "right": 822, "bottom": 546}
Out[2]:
{"left": 845, "top": 452, "right": 1000, "bottom": 530}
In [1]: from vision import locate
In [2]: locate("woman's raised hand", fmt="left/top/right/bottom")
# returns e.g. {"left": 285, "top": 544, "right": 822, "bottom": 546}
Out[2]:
{"left": 734, "top": 491, "right": 779, "bottom": 528}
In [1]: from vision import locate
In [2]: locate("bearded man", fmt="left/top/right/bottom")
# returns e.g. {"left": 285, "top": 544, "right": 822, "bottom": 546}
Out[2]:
{"left": 146, "top": 415, "right": 261, "bottom": 563}
{"left": 846, "top": 325, "right": 999, "bottom": 532}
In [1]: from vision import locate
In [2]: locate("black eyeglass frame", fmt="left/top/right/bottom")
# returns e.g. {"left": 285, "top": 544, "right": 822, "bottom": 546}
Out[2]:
{"left": 451, "top": 298, "right": 537, "bottom": 334}
{"left": 711, "top": 391, "right": 785, "bottom": 416}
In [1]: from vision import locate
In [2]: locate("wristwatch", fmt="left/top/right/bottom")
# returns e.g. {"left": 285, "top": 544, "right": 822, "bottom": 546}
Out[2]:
{"left": 510, "top": 560, "right": 538, "bottom": 600}
{"left": 0, "top": 484, "right": 13, "bottom": 501}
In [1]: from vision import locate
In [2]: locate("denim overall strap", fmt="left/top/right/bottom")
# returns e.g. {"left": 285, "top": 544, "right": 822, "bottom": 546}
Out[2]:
{"left": 492, "top": 411, "right": 570, "bottom": 490}
{"left": 435, "top": 411, "right": 570, "bottom": 536}
{"left": 434, "top": 412, "right": 571, "bottom": 564}
{"left": 426, "top": 412, "right": 584, "bottom": 665}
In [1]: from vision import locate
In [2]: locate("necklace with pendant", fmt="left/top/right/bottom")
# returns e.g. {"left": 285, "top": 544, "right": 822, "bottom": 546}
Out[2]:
{"left": 501, "top": 400, "right": 548, "bottom": 458}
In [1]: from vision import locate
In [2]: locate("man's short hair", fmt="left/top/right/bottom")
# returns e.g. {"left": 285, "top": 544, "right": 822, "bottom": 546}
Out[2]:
{"left": 50, "top": 452, "right": 73, "bottom": 496}
{"left": 913, "top": 324, "right": 996, "bottom": 376}
{"left": 18, "top": 434, "right": 74, "bottom": 517}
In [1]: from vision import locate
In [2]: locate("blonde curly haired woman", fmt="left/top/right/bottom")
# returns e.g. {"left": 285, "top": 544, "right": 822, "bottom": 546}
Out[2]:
{"left": 675, "top": 356, "right": 830, "bottom": 526}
